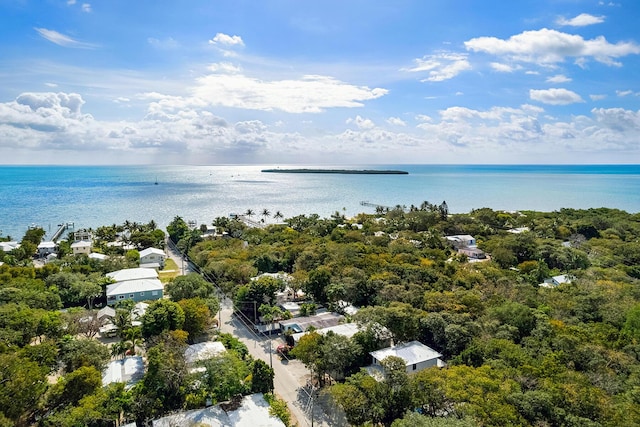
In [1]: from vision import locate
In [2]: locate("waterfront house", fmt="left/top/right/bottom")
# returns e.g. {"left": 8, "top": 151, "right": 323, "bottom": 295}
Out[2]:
{"left": 37, "top": 241, "right": 57, "bottom": 257}
{"left": 369, "top": 341, "right": 445, "bottom": 376}
{"left": 71, "top": 240, "right": 92, "bottom": 256}
{"left": 139, "top": 247, "right": 166, "bottom": 269}
{"left": 0, "top": 241, "right": 20, "bottom": 253}
{"left": 73, "top": 229, "right": 93, "bottom": 242}
{"left": 105, "top": 268, "right": 163, "bottom": 305}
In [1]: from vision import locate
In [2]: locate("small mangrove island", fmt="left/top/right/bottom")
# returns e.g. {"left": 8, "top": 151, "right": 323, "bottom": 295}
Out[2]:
{"left": 261, "top": 168, "right": 409, "bottom": 175}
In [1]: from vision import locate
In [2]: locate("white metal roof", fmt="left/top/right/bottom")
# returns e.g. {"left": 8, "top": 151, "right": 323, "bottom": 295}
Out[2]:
{"left": 102, "top": 356, "right": 144, "bottom": 388}
{"left": 152, "top": 393, "right": 286, "bottom": 427}
{"left": 139, "top": 247, "right": 165, "bottom": 258}
{"left": 184, "top": 341, "right": 226, "bottom": 364}
{"left": 88, "top": 252, "right": 108, "bottom": 260}
{"left": 292, "top": 322, "right": 361, "bottom": 343}
{"left": 71, "top": 241, "right": 92, "bottom": 248}
{"left": 106, "top": 278, "right": 163, "bottom": 297}
{"left": 370, "top": 341, "right": 442, "bottom": 366}
{"left": 107, "top": 267, "right": 158, "bottom": 282}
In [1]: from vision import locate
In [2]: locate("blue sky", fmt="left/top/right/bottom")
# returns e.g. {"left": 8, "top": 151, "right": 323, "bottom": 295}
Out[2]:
{"left": 1, "top": 0, "right": 639, "bottom": 165}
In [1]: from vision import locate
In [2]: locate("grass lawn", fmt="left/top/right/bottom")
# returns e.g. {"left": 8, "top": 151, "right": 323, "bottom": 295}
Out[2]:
{"left": 158, "top": 258, "right": 180, "bottom": 282}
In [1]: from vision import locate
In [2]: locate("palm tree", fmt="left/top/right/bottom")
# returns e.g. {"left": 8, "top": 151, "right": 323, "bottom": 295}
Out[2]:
{"left": 273, "top": 211, "right": 284, "bottom": 222}
{"left": 245, "top": 209, "right": 255, "bottom": 220}
{"left": 261, "top": 208, "right": 271, "bottom": 223}
{"left": 110, "top": 341, "right": 128, "bottom": 359}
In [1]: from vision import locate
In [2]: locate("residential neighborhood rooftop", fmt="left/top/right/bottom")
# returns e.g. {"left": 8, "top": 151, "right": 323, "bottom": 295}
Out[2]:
{"left": 102, "top": 356, "right": 145, "bottom": 389}
{"left": 152, "top": 393, "right": 286, "bottom": 427}
{"left": 106, "top": 278, "right": 163, "bottom": 297}
{"left": 107, "top": 267, "right": 158, "bottom": 282}
{"left": 184, "top": 341, "right": 227, "bottom": 365}
{"left": 370, "top": 340, "right": 443, "bottom": 367}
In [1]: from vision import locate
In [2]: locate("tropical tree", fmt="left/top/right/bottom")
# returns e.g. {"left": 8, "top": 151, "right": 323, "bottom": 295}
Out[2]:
{"left": 261, "top": 208, "right": 271, "bottom": 223}
{"left": 178, "top": 298, "right": 214, "bottom": 342}
{"left": 259, "top": 304, "right": 285, "bottom": 335}
{"left": 0, "top": 352, "right": 48, "bottom": 424}
{"left": 245, "top": 209, "right": 255, "bottom": 220}
{"left": 140, "top": 299, "right": 185, "bottom": 339}
{"left": 250, "top": 359, "right": 274, "bottom": 393}
{"left": 273, "top": 210, "right": 284, "bottom": 222}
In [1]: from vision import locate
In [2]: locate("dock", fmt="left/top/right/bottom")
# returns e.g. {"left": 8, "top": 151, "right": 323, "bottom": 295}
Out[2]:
{"left": 51, "top": 222, "right": 74, "bottom": 242}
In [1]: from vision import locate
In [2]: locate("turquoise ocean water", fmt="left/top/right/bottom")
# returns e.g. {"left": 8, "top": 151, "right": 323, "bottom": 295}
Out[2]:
{"left": 0, "top": 164, "right": 639, "bottom": 240}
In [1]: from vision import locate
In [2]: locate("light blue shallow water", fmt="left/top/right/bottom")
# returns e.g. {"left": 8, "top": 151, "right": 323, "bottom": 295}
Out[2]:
{"left": 0, "top": 164, "right": 638, "bottom": 240}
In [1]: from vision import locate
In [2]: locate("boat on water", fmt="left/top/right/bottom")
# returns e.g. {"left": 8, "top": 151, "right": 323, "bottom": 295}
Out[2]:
{"left": 261, "top": 168, "right": 408, "bottom": 175}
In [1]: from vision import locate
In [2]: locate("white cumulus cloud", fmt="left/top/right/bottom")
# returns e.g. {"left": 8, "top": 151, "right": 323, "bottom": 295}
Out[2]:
{"left": 556, "top": 13, "right": 605, "bottom": 27}
{"left": 465, "top": 28, "right": 640, "bottom": 66}
{"left": 193, "top": 70, "right": 387, "bottom": 113}
{"left": 530, "top": 88, "right": 584, "bottom": 105}
{"left": 386, "top": 117, "right": 406, "bottom": 126}
{"left": 490, "top": 62, "right": 520, "bottom": 73}
{"left": 347, "top": 115, "right": 375, "bottom": 129}
{"left": 209, "top": 33, "right": 245, "bottom": 47}
{"left": 592, "top": 108, "right": 640, "bottom": 131}
{"left": 405, "top": 52, "right": 471, "bottom": 82}
{"left": 546, "top": 74, "right": 572, "bottom": 83}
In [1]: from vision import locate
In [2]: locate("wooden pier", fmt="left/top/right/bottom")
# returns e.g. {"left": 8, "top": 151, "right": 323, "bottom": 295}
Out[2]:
{"left": 51, "top": 222, "right": 74, "bottom": 242}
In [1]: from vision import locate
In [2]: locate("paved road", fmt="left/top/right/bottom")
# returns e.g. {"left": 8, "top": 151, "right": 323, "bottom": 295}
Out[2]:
{"left": 218, "top": 299, "right": 331, "bottom": 427}
{"left": 165, "top": 238, "right": 332, "bottom": 426}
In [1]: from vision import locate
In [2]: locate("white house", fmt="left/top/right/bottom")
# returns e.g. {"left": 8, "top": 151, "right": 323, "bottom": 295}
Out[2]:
{"left": 73, "top": 229, "right": 93, "bottom": 242}
{"left": 107, "top": 267, "right": 158, "bottom": 282}
{"left": 369, "top": 341, "right": 445, "bottom": 375}
{"left": 102, "top": 356, "right": 145, "bottom": 389}
{"left": 139, "top": 247, "right": 166, "bottom": 269}
{"left": 37, "top": 241, "right": 57, "bottom": 257}
{"left": 88, "top": 252, "right": 108, "bottom": 261}
{"left": 291, "top": 322, "right": 361, "bottom": 345}
{"left": 152, "top": 394, "right": 286, "bottom": 427}
{"left": 106, "top": 268, "right": 163, "bottom": 305}
{"left": 71, "top": 240, "right": 92, "bottom": 256}
{"left": 184, "top": 341, "right": 227, "bottom": 365}
{"left": 445, "top": 235, "right": 476, "bottom": 248}
{"left": 540, "top": 274, "right": 574, "bottom": 288}
{"left": 279, "top": 312, "right": 344, "bottom": 334}
{"left": 0, "top": 241, "right": 20, "bottom": 253}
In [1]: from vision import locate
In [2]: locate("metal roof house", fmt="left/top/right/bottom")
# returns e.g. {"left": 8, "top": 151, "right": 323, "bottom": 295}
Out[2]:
{"left": 102, "top": 356, "right": 145, "bottom": 389}
{"left": 139, "top": 247, "right": 166, "bottom": 269}
{"left": 369, "top": 340, "right": 445, "bottom": 376}
{"left": 71, "top": 240, "right": 92, "bottom": 256}
{"left": 152, "top": 393, "right": 286, "bottom": 427}
{"left": 105, "top": 268, "right": 163, "bottom": 305}
{"left": 279, "top": 312, "right": 344, "bottom": 334}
